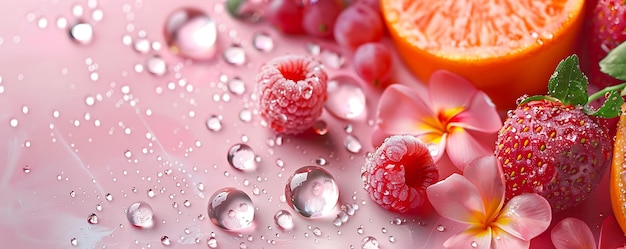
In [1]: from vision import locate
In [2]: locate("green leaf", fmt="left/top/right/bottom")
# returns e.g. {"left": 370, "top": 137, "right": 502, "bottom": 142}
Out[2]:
{"left": 600, "top": 41, "right": 626, "bottom": 81}
{"left": 517, "top": 95, "right": 555, "bottom": 106}
{"left": 547, "top": 55, "right": 588, "bottom": 106}
{"left": 589, "top": 90, "right": 624, "bottom": 118}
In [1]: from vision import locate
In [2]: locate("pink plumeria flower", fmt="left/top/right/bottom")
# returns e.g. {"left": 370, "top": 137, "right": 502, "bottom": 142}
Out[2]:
{"left": 427, "top": 156, "right": 552, "bottom": 249}
{"left": 374, "top": 70, "right": 502, "bottom": 170}
{"left": 551, "top": 216, "right": 626, "bottom": 249}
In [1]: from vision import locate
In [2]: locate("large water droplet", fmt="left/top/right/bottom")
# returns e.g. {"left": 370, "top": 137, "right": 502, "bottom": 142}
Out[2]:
{"left": 252, "top": 32, "right": 273, "bottom": 52}
{"left": 225, "top": 0, "right": 267, "bottom": 22}
{"left": 223, "top": 45, "right": 246, "bottom": 66}
{"left": 69, "top": 21, "right": 93, "bottom": 44}
{"left": 274, "top": 210, "right": 294, "bottom": 230}
{"left": 206, "top": 115, "right": 223, "bottom": 132}
{"left": 227, "top": 143, "right": 257, "bottom": 171}
{"left": 126, "top": 201, "right": 154, "bottom": 228}
{"left": 208, "top": 187, "right": 255, "bottom": 231}
{"left": 325, "top": 76, "right": 366, "bottom": 120}
{"left": 164, "top": 8, "right": 217, "bottom": 60}
{"left": 285, "top": 166, "right": 339, "bottom": 218}
{"left": 344, "top": 134, "right": 362, "bottom": 153}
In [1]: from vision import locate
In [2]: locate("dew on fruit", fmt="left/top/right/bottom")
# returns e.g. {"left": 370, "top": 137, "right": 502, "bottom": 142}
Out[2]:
{"left": 344, "top": 134, "right": 362, "bottom": 153}
{"left": 325, "top": 76, "right": 366, "bottom": 119}
{"left": 361, "top": 236, "right": 379, "bottom": 249}
{"left": 227, "top": 77, "right": 246, "bottom": 95}
{"left": 223, "top": 44, "right": 247, "bottom": 66}
{"left": 164, "top": 8, "right": 217, "bottom": 60}
{"left": 127, "top": 201, "right": 154, "bottom": 228}
{"left": 208, "top": 187, "right": 255, "bottom": 231}
{"left": 252, "top": 32, "right": 274, "bottom": 52}
{"left": 206, "top": 115, "right": 223, "bottom": 132}
{"left": 227, "top": 143, "right": 257, "bottom": 171}
{"left": 69, "top": 21, "right": 93, "bottom": 44}
{"left": 146, "top": 55, "right": 167, "bottom": 76}
{"left": 87, "top": 213, "right": 99, "bottom": 224}
{"left": 274, "top": 209, "right": 294, "bottom": 230}
{"left": 285, "top": 166, "right": 339, "bottom": 218}
{"left": 225, "top": 0, "right": 267, "bottom": 23}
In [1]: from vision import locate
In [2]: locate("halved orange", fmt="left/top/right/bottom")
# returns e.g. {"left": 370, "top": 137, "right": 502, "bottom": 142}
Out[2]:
{"left": 381, "top": 0, "right": 585, "bottom": 109}
{"left": 611, "top": 104, "right": 626, "bottom": 234}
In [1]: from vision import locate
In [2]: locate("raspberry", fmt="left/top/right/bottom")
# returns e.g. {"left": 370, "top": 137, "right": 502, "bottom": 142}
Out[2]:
{"left": 256, "top": 55, "right": 328, "bottom": 135}
{"left": 361, "top": 135, "right": 439, "bottom": 213}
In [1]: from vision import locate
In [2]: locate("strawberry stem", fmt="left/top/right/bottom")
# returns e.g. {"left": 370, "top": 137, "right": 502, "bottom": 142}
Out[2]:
{"left": 588, "top": 83, "right": 626, "bottom": 103}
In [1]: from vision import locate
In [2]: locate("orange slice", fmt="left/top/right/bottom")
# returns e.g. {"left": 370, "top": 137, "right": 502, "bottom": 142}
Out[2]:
{"left": 381, "top": 0, "right": 585, "bottom": 109}
{"left": 611, "top": 104, "right": 626, "bottom": 233}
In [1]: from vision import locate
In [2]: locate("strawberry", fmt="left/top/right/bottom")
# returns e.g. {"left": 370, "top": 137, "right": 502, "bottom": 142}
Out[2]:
{"left": 587, "top": 0, "right": 626, "bottom": 88}
{"left": 361, "top": 135, "right": 439, "bottom": 213}
{"left": 495, "top": 55, "right": 622, "bottom": 212}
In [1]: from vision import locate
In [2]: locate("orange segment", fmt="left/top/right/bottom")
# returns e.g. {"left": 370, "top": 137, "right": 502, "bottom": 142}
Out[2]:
{"left": 381, "top": 0, "right": 585, "bottom": 109}
{"left": 611, "top": 104, "right": 626, "bottom": 234}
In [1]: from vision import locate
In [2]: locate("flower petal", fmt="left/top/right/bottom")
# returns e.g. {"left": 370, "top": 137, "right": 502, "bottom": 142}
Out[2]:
{"left": 599, "top": 215, "right": 626, "bottom": 249}
{"left": 491, "top": 227, "right": 531, "bottom": 249}
{"left": 416, "top": 132, "right": 447, "bottom": 163}
{"left": 428, "top": 70, "right": 477, "bottom": 114}
{"left": 427, "top": 174, "right": 486, "bottom": 224}
{"left": 450, "top": 91, "right": 502, "bottom": 133}
{"left": 445, "top": 127, "right": 494, "bottom": 170}
{"left": 443, "top": 226, "right": 493, "bottom": 249}
{"left": 551, "top": 217, "right": 596, "bottom": 249}
{"left": 463, "top": 156, "right": 505, "bottom": 221}
{"left": 494, "top": 193, "right": 552, "bottom": 241}
{"left": 377, "top": 84, "right": 435, "bottom": 136}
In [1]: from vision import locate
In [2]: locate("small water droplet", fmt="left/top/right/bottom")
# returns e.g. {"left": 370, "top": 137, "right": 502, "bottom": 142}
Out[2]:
{"left": 285, "top": 166, "right": 339, "bottom": 218}
{"left": 161, "top": 236, "right": 171, "bottom": 246}
{"left": 208, "top": 187, "right": 255, "bottom": 231}
{"left": 312, "top": 227, "right": 322, "bottom": 236}
{"left": 22, "top": 165, "right": 31, "bottom": 174}
{"left": 239, "top": 109, "right": 252, "bottom": 122}
{"left": 361, "top": 236, "right": 379, "bottom": 249}
{"left": 164, "top": 8, "right": 217, "bottom": 60}
{"left": 206, "top": 115, "right": 223, "bottom": 131}
{"left": 252, "top": 32, "right": 273, "bottom": 52}
{"left": 436, "top": 225, "right": 445, "bottom": 232}
{"left": 471, "top": 241, "right": 478, "bottom": 248}
{"left": 70, "top": 238, "right": 78, "bottom": 246}
{"left": 147, "top": 189, "right": 155, "bottom": 198}
{"left": 320, "top": 49, "right": 344, "bottom": 69}
{"left": 105, "top": 193, "right": 113, "bottom": 201}
{"left": 225, "top": 0, "right": 267, "bottom": 22}
{"left": 69, "top": 21, "right": 93, "bottom": 44}
{"left": 126, "top": 201, "right": 154, "bottom": 228}
{"left": 306, "top": 42, "right": 321, "bottom": 55}
{"left": 325, "top": 76, "right": 366, "bottom": 119}
{"left": 344, "top": 135, "right": 362, "bottom": 153}
{"left": 146, "top": 55, "right": 167, "bottom": 76}
{"left": 223, "top": 45, "right": 246, "bottom": 66}
{"left": 227, "top": 143, "right": 257, "bottom": 171}
{"left": 87, "top": 213, "right": 99, "bottom": 224}
{"left": 207, "top": 236, "right": 218, "bottom": 248}
{"left": 312, "top": 120, "right": 328, "bottom": 135}
{"left": 274, "top": 210, "right": 294, "bottom": 230}
{"left": 227, "top": 77, "right": 246, "bottom": 95}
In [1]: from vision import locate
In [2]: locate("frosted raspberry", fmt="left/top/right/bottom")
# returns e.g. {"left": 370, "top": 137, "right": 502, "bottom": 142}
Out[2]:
{"left": 361, "top": 135, "right": 439, "bottom": 213}
{"left": 257, "top": 55, "right": 328, "bottom": 134}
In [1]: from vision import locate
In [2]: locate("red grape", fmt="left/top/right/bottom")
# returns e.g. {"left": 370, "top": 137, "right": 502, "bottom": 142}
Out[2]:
{"left": 302, "top": 0, "right": 344, "bottom": 38}
{"left": 333, "top": 2, "right": 383, "bottom": 49}
{"left": 353, "top": 42, "right": 393, "bottom": 87}
{"left": 265, "top": 0, "right": 306, "bottom": 34}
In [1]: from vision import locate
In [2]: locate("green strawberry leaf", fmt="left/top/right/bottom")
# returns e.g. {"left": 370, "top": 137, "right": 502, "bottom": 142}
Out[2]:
{"left": 589, "top": 90, "right": 624, "bottom": 118}
{"left": 517, "top": 95, "right": 556, "bottom": 106}
{"left": 548, "top": 55, "right": 588, "bottom": 106}
{"left": 600, "top": 41, "right": 626, "bottom": 81}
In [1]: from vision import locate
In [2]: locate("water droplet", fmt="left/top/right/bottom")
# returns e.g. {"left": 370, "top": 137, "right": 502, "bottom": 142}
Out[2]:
{"left": 207, "top": 236, "right": 218, "bottom": 248}
{"left": 285, "top": 166, "right": 339, "bottom": 218}
{"left": 361, "top": 236, "right": 379, "bottom": 249}
{"left": 312, "top": 120, "right": 328, "bottom": 135}
{"left": 223, "top": 45, "right": 246, "bottom": 66}
{"left": 133, "top": 38, "right": 151, "bottom": 53}
{"left": 320, "top": 49, "right": 344, "bottom": 69}
{"left": 22, "top": 165, "right": 31, "bottom": 174}
{"left": 69, "top": 21, "right": 93, "bottom": 44}
{"left": 126, "top": 201, "right": 154, "bottom": 228}
{"left": 325, "top": 76, "right": 366, "bottom": 119}
{"left": 9, "top": 118, "right": 18, "bottom": 127}
{"left": 344, "top": 135, "right": 362, "bottom": 153}
{"left": 274, "top": 210, "right": 294, "bottom": 230}
{"left": 306, "top": 42, "right": 321, "bottom": 55}
{"left": 206, "top": 115, "right": 223, "bottom": 132}
{"left": 227, "top": 143, "right": 257, "bottom": 171}
{"left": 146, "top": 55, "right": 167, "bottom": 76}
{"left": 225, "top": 0, "right": 267, "bottom": 22}
{"left": 471, "top": 241, "right": 478, "bottom": 248}
{"left": 208, "top": 187, "right": 255, "bottom": 231}
{"left": 436, "top": 225, "right": 445, "bottom": 232}
{"left": 161, "top": 236, "right": 171, "bottom": 246}
{"left": 87, "top": 213, "right": 99, "bottom": 224}
{"left": 252, "top": 32, "right": 273, "bottom": 52}
{"left": 70, "top": 238, "right": 78, "bottom": 246}
{"left": 227, "top": 77, "right": 246, "bottom": 95}
{"left": 312, "top": 227, "right": 322, "bottom": 236}
{"left": 164, "top": 8, "right": 217, "bottom": 60}
{"left": 105, "top": 193, "right": 113, "bottom": 201}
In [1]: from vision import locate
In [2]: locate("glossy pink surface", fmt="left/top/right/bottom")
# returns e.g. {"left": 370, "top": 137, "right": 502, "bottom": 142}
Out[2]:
{"left": 0, "top": 0, "right": 617, "bottom": 248}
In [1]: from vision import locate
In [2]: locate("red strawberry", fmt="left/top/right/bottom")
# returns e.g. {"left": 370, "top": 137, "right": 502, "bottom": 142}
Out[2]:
{"left": 495, "top": 55, "right": 617, "bottom": 212}
{"left": 587, "top": 0, "right": 626, "bottom": 87}
{"left": 256, "top": 55, "right": 328, "bottom": 135}
{"left": 361, "top": 135, "right": 439, "bottom": 213}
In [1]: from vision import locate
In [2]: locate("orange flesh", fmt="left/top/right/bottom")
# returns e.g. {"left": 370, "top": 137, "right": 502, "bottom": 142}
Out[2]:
{"left": 381, "top": 0, "right": 585, "bottom": 109}
{"left": 611, "top": 104, "right": 626, "bottom": 234}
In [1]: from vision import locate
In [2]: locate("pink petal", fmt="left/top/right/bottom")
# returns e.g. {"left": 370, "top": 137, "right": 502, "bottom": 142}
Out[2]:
{"left": 445, "top": 128, "right": 494, "bottom": 170}
{"left": 377, "top": 84, "right": 436, "bottom": 136}
{"left": 427, "top": 174, "right": 486, "bottom": 225}
{"left": 551, "top": 217, "right": 596, "bottom": 249}
{"left": 491, "top": 227, "right": 531, "bottom": 249}
{"left": 599, "top": 215, "right": 626, "bottom": 249}
{"left": 428, "top": 70, "right": 477, "bottom": 114}
{"left": 494, "top": 193, "right": 552, "bottom": 241}
{"left": 443, "top": 226, "right": 493, "bottom": 249}
{"left": 463, "top": 156, "right": 505, "bottom": 220}
{"left": 450, "top": 91, "right": 502, "bottom": 133}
